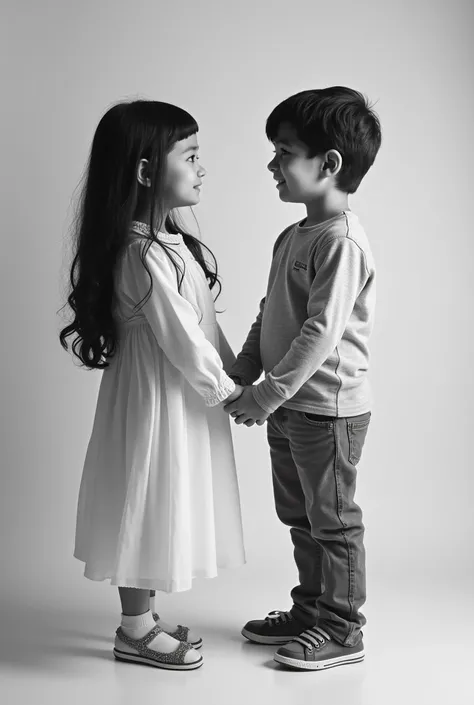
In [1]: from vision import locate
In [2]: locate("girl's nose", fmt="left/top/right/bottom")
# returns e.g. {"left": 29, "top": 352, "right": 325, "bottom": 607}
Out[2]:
{"left": 198, "top": 164, "right": 207, "bottom": 177}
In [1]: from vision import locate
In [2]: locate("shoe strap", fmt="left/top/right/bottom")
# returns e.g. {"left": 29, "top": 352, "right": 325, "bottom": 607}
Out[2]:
{"left": 167, "top": 624, "right": 190, "bottom": 642}
{"left": 116, "top": 623, "right": 164, "bottom": 648}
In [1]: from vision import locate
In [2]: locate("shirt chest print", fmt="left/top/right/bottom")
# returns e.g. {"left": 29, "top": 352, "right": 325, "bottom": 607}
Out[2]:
{"left": 293, "top": 260, "right": 308, "bottom": 272}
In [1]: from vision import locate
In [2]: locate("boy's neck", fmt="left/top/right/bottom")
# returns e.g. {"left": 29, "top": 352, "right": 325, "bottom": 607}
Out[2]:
{"left": 303, "top": 191, "right": 349, "bottom": 228}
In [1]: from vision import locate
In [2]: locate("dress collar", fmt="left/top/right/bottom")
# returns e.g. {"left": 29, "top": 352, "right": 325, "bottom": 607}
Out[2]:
{"left": 130, "top": 220, "right": 183, "bottom": 245}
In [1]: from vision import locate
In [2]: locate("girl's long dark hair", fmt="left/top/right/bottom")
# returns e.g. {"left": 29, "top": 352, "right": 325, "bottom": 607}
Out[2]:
{"left": 59, "top": 100, "right": 221, "bottom": 370}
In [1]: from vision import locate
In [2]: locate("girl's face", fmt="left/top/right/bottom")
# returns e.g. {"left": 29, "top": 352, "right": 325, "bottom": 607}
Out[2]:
{"left": 163, "top": 133, "right": 206, "bottom": 209}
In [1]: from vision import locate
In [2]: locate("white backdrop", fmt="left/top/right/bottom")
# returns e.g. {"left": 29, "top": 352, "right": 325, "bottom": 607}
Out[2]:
{"left": 1, "top": 0, "right": 473, "bottom": 646}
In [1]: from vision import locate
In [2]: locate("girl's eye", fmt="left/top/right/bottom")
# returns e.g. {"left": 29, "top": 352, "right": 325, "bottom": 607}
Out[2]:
{"left": 188, "top": 154, "right": 199, "bottom": 163}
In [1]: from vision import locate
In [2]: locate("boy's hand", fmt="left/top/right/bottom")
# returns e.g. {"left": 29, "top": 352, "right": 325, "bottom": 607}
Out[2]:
{"left": 226, "top": 383, "right": 244, "bottom": 403}
{"left": 223, "top": 386, "right": 269, "bottom": 426}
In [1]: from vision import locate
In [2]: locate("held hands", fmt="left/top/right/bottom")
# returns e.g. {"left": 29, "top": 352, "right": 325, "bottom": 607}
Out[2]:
{"left": 223, "top": 385, "right": 270, "bottom": 427}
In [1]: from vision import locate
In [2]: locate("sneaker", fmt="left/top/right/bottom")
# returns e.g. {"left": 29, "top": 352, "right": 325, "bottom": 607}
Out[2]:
{"left": 114, "top": 623, "right": 203, "bottom": 671}
{"left": 241, "top": 610, "right": 310, "bottom": 645}
{"left": 152, "top": 612, "right": 203, "bottom": 649}
{"left": 274, "top": 626, "right": 364, "bottom": 671}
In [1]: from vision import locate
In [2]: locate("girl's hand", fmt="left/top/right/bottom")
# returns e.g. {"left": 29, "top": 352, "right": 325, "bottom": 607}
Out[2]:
{"left": 226, "top": 383, "right": 244, "bottom": 404}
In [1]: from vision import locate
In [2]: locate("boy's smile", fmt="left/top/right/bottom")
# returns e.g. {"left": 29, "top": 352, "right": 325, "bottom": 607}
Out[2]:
{"left": 268, "top": 122, "right": 325, "bottom": 204}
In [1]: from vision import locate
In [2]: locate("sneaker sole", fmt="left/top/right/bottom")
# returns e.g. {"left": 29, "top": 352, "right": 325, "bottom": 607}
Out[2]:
{"left": 241, "top": 627, "right": 296, "bottom": 645}
{"left": 273, "top": 650, "right": 365, "bottom": 671}
{"left": 113, "top": 647, "right": 203, "bottom": 670}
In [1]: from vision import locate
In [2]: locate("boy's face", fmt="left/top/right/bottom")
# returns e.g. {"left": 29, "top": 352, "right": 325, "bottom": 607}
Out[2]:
{"left": 267, "top": 122, "right": 325, "bottom": 204}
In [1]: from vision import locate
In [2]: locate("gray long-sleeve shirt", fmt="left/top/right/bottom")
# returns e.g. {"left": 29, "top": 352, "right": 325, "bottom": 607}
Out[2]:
{"left": 230, "top": 211, "right": 376, "bottom": 416}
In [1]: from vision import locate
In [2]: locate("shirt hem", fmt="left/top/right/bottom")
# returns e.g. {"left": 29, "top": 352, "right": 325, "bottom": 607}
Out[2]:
{"left": 280, "top": 400, "right": 372, "bottom": 417}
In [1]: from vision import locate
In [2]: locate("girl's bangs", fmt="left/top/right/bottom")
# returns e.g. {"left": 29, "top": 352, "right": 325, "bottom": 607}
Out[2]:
{"left": 171, "top": 119, "right": 198, "bottom": 144}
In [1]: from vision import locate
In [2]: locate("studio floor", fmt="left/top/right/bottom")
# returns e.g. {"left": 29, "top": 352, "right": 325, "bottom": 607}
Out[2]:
{"left": 0, "top": 566, "right": 471, "bottom": 705}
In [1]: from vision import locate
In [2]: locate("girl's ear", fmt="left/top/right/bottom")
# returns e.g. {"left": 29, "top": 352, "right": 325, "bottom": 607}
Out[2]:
{"left": 137, "top": 159, "right": 152, "bottom": 187}
{"left": 321, "top": 149, "right": 343, "bottom": 177}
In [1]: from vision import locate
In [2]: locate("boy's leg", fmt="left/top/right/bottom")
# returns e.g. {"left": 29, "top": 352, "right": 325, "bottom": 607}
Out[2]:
{"left": 268, "top": 408, "right": 323, "bottom": 627}
{"left": 286, "top": 410, "right": 370, "bottom": 647}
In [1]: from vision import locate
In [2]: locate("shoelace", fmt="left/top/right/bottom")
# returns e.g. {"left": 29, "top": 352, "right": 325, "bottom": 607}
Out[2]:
{"left": 294, "top": 626, "right": 331, "bottom": 651}
{"left": 265, "top": 610, "right": 293, "bottom": 626}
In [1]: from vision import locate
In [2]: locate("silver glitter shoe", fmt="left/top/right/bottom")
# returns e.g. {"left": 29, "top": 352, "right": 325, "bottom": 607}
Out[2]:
{"left": 114, "top": 624, "right": 203, "bottom": 671}
{"left": 152, "top": 612, "right": 203, "bottom": 649}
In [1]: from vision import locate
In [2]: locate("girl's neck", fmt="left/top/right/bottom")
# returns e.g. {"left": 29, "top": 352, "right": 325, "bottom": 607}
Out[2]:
{"left": 133, "top": 205, "right": 170, "bottom": 233}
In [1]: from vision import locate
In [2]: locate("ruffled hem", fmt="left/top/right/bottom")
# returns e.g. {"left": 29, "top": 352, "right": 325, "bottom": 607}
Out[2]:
{"left": 76, "top": 555, "right": 247, "bottom": 593}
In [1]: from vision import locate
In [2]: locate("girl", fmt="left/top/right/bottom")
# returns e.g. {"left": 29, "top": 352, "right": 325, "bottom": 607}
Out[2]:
{"left": 59, "top": 100, "right": 246, "bottom": 671}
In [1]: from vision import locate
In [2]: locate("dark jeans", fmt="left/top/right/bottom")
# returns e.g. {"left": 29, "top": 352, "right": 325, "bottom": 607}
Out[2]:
{"left": 267, "top": 408, "right": 371, "bottom": 647}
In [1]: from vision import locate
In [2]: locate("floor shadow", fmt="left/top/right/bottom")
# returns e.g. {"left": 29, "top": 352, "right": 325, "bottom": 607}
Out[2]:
{"left": 0, "top": 600, "right": 115, "bottom": 674}
{"left": 0, "top": 638, "right": 112, "bottom": 674}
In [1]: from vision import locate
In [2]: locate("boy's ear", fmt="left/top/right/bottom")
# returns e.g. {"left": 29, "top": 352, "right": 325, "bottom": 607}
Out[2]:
{"left": 137, "top": 159, "right": 152, "bottom": 187}
{"left": 322, "top": 150, "right": 343, "bottom": 176}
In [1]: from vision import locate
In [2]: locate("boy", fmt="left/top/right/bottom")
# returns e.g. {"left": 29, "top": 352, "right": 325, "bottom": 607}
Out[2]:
{"left": 224, "top": 86, "right": 382, "bottom": 671}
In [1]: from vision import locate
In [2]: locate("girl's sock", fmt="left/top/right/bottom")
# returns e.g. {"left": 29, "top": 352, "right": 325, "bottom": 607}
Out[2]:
{"left": 120, "top": 610, "right": 180, "bottom": 654}
{"left": 121, "top": 609, "right": 156, "bottom": 639}
{"left": 148, "top": 597, "right": 199, "bottom": 644}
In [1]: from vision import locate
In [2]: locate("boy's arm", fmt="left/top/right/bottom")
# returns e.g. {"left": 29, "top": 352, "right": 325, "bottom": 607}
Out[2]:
{"left": 229, "top": 297, "right": 265, "bottom": 385}
{"left": 217, "top": 322, "right": 237, "bottom": 374}
{"left": 252, "top": 237, "right": 371, "bottom": 414}
{"left": 229, "top": 225, "right": 294, "bottom": 386}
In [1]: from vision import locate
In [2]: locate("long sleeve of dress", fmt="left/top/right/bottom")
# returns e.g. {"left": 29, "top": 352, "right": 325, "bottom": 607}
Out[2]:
{"left": 120, "top": 241, "right": 235, "bottom": 407}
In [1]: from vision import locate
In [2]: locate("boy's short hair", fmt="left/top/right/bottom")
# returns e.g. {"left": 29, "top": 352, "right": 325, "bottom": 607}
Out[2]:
{"left": 266, "top": 86, "right": 382, "bottom": 194}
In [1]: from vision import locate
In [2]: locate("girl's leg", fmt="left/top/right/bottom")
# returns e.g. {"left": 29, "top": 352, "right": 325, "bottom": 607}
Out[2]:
{"left": 118, "top": 587, "right": 150, "bottom": 616}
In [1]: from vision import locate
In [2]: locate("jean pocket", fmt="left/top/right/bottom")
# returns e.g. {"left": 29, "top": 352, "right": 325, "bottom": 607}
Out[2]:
{"left": 347, "top": 419, "right": 370, "bottom": 465}
{"left": 302, "top": 412, "right": 335, "bottom": 428}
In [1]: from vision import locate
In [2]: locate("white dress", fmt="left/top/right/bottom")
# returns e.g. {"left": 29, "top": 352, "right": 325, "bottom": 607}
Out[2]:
{"left": 74, "top": 223, "right": 246, "bottom": 592}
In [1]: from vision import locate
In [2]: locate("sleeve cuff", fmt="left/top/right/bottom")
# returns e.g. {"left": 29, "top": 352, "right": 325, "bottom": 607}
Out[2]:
{"left": 252, "top": 379, "right": 286, "bottom": 415}
{"left": 204, "top": 372, "right": 236, "bottom": 407}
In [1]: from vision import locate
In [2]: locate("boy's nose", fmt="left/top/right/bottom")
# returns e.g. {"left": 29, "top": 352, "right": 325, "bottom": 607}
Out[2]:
{"left": 267, "top": 156, "right": 278, "bottom": 172}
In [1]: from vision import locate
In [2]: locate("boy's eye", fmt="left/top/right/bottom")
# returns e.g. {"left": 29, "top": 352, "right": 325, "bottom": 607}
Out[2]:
{"left": 273, "top": 149, "right": 290, "bottom": 156}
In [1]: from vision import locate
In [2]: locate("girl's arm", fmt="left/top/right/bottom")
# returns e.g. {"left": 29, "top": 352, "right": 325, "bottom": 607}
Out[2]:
{"left": 121, "top": 241, "right": 235, "bottom": 407}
